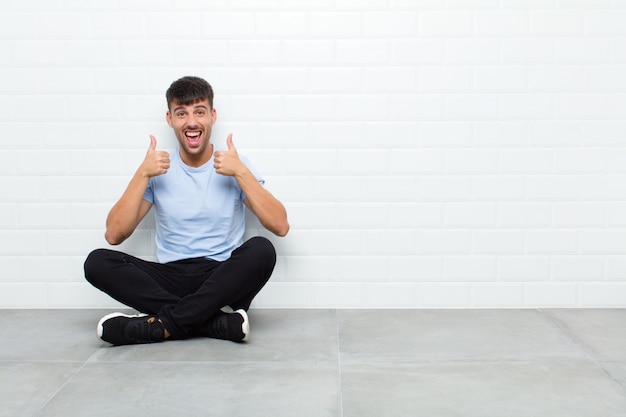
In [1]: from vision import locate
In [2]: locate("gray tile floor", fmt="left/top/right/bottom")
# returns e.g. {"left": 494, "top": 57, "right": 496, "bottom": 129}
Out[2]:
{"left": 1, "top": 309, "right": 626, "bottom": 417}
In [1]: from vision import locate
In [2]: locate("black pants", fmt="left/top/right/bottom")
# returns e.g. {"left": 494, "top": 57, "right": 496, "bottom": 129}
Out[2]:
{"left": 84, "top": 236, "right": 276, "bottom": 339}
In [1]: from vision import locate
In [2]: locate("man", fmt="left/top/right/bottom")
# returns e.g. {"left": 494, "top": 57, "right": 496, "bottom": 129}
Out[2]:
{"left": 84, "top": 76, "right": 289, "bottom": 346}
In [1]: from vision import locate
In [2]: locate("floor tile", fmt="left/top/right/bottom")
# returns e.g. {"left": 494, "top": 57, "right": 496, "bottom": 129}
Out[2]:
{"left": 34, "top": 362, "right": 341, "bottom": 417}
{"left": 341, "top": 361, "right": 626, "bottom": 417}
{"left": 0, "top": 309, "right": 107, "bottom": 362}
{"left": 0, "top": 362, "right": 82, "bottom": 417}
{"left": 542, "top": 309, "right": 626, "bottom": 361}
{"left": 603, "top": 362, "right": 626, "bottom": 389}
{"left": 90, "top": 309, "right": 339, "bottom": 364}
{"left": 338, "top": 309, "right": 587, "bottom": 363}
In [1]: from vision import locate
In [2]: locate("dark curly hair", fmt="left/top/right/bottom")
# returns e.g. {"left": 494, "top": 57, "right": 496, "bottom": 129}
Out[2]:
{"left": 166, "top": 76, "right": 214, "bottom": 110}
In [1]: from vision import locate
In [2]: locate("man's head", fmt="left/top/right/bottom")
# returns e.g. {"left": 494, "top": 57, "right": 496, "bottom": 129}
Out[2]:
{"left": 166, "top": 76, "right": 214, "bottom": 111}
{"left": 165, "top": 76, "right": 217, "bottom": 167}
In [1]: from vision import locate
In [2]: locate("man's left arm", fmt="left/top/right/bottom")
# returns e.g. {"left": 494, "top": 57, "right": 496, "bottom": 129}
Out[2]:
{"left": 214, "top": 134, "right": 290, "bottom": 237}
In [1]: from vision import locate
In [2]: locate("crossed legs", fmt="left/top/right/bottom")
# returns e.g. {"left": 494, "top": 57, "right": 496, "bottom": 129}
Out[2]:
{"left": 84, "top": 236, "right": 276, "bottom": 343}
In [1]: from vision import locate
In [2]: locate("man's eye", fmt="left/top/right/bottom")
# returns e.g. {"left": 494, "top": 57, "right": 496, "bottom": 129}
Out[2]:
{"left": 177, "top": 112, "right": 185, "bottom": 117}
{"left": 196, "top": 111, "right": 205, "bottom": 116}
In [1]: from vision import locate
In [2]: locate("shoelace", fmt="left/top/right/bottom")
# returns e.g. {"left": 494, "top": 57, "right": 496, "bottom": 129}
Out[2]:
{"left": 210, "top": 315, "right": 229, "bottom": 339}
{"left": 126, "top": 317, "right": 161, "bottom": 343}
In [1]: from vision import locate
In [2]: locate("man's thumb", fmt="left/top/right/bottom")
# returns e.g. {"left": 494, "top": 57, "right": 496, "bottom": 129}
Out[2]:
{"left": 226, "top": 134, "right": 234, "bottom": 151}
{"left": 149, "top": 135, "right": 157, "bottom": 152}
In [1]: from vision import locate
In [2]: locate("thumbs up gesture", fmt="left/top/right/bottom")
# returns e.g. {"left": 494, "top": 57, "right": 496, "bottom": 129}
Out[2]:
{"left": 214, "top": 134, "right": 243, "bottom": 177}
{"left": 141, "top": 135, "right": 170, "bottom": 178}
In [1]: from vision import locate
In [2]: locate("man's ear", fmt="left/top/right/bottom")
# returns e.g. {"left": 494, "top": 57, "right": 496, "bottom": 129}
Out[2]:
{"left": 166, "top": 111, "right": 173, "bottom": 127}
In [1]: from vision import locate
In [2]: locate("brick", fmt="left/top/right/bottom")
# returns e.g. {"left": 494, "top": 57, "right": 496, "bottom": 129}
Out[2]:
{"left": 336, "top": 40, "right": 388, "bottom": 65}
{"left": 390, "top": 39, "right": 444, "bottom": 65}
{"left": 446, "top": 39, "right": 500, "bottom": 64}
{"left": 280, "top": 40, "right": 334, "bottom": 65}
{"left": 585, "top": 10, "right": 626, "bottom": 35}
{"left": 420, "top": 122, "right": 471, "bottom": 147}
{"left": 389, "top": 149, "right": 444, "bottom": 174}
{"left": 363, "top": 11, "right": 419, "bottom": 37}
{"left": 417, "top": 283, "right": 471, "bottom": 308}
{"left": 554, "top": 148, "right": 607, "bottom": 173}
{"left": 471, "top": 283, "right": 526, "bottom": 308}
{"left": 556, "top": 38, "right": 612, "bottom": 64}
{"left": 529, "top": 121, "right": 583, "bottom": 146}
{"left": 497, "top": 203, "right": 552, "bottom": 228}
{"left": 528, "top": 67, "right": 585, "bottom": 92}
{"left": 363, "top": 68, "right": 416, "bottom": 93}
{"left": 310, "top": 12, "right": 361, "bottom": 38}
{"left": 91, "top": 12, "right": 146, "bottom": 38}
{"left": 388, "top": 256, "right": 443, "bottom": 281}
{"left": 501, "top": 38, "right": 555, "bottom": 64}
{"left": 552, "top": 256, "right": 605, "bottom": 281}
{"left": 257, "top": 12, "right": 308, "bottom": 37}
{"left": 473, "top": 10, "right": 528, "bottom": 36}
{"left": 420, "top": 11, "right": 473, "bottom": 36}
{"left": 580, "top": 230, "right": 626, "bottom": 254}
{"left": 445, "top": 256, "right": 497, "bottom": 281}
{"left": 419, "top": 67, "right": 473, "bottom": 92}
{"left": 473, "top": 230, "right": 525, "bottom": 254}
{"left": 365, "top": 283, "right": 418, "bottom": 308}
{"left": 498, "top": 256, "right": 551, "bottom": 281}
{"left": 391, "top": 95, "right": 446, "bottom": 121}
{"left": 474, "top": 68, "right": 527, "bottom": 92}
{"left": 390, "top": 203, "right": 443, "bottom": 228}
{"left": 472, "top": 176, "right": 525, "bottom": 201}
{"left": 337, "top": 203, "right": 389, "bottom": 228}
{"left": 444, "top": 203, "right": 497, "bottom": 227}
{"left": 526, "top": 176, "right": 580, "bottom": 201}
{"left": 310, "top": 68, "right": 362, "bottom": 93}
{"left": 525, "top": 283, "right": 579, "bottom": 308}
{"left": 417, "top": 176, "right": 472, "bottom": 202}
{"left": 499, "top": 149, "right": 553, "bottom": 174}
{"left": 367, "top": 177, "right": 420, "bottom": 202}
{"left": 199, "top": 12, "right": 256, "bottom": 38}
{"left": 418, "top": 230, "right": 472, "bottom": 254}
{"left": 446, "top": 95, "right": 499, "bottom": 120}
{"left": 526, "top": 230, "right": 579, "bottom": 254}
{"left": 445, "top": 149, "right": 499, "bottom": 174}
{"left": 530, "top": 10, "right": 584, "bottom": 35}
{"left": 500, "top": 94, "right": 554, "bottom": 120}
{"left": 552, "top": 203, "right": 606, "bottom": 228}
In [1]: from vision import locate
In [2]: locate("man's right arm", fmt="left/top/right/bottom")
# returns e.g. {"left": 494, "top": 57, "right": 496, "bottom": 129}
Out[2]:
{"left": 104, "top": 136, "right": 170, "bottom": 245}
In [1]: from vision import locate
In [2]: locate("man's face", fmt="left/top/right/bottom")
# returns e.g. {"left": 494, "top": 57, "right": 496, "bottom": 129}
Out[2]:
{"left": 166, "top": 98, "right": 216, "bottom": 161}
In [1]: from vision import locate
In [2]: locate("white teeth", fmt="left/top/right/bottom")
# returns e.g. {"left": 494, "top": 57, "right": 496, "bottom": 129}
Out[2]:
{"left": 186, "top": 131, "right": 200, "bottom": 137}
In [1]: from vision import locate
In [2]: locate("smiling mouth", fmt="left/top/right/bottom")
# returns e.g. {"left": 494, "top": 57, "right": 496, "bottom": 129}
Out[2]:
{"left": 185, "top": 130, "right": 202, "bottom": 147}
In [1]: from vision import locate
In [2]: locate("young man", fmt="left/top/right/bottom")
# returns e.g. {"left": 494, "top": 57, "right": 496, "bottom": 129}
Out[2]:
{"left": 84, "top": 76, "right": 289, "bottom": 346}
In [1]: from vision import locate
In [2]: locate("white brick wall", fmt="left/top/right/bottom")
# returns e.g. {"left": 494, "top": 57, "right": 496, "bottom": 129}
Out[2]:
{"left": 2, "top": 1, "right": 626, "bottom": 308}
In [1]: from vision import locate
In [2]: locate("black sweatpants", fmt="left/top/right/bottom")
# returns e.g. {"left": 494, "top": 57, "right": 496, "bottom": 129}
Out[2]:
{"left": 84, "top": 236, "right": 276, "bottom": 339}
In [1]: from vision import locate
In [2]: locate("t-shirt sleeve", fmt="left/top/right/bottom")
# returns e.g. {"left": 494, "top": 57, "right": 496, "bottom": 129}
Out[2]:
{"left": 240, "top": 154, "right": 265, "bottom": 200}
{"left": 143, "top": 178, "right": 155, "bottom": 204}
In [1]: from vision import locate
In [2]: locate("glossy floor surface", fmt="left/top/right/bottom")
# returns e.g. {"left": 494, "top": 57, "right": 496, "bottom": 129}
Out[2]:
{"left": 1, "top": 309, "right": 626, "bottom": 417}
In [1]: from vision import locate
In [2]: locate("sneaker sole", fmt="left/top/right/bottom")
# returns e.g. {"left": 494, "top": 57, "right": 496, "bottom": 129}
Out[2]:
{"left": 97, "top": 312, "right": 147, "bottom": 340}
{"left": 235, "top": 309, "right": 250, "bottom": 342}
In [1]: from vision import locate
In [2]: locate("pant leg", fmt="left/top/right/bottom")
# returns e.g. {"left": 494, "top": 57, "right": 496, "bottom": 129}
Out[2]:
{"left": 84, "top": 248, "right": 192, "bottom": 315}
{"left": 158, "top": 236, "right": 276, "bottom": 338}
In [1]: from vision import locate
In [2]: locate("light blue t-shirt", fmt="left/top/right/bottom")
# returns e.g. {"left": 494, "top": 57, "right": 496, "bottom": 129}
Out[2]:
{"left": 143, "top": 148, "right": 264, "bottom": 263}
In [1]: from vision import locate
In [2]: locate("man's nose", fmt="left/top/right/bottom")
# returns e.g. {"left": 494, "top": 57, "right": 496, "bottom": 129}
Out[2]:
{"left": 186, "top": 114, "right": 200, "bottom": 127}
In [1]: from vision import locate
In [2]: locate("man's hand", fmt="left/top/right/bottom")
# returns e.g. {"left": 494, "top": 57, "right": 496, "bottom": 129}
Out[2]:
{"left": 141, "top": 135, "right": 170, "bottom": 178}
{"left": 214, "top": 134, "right": 244, "bottom": 176}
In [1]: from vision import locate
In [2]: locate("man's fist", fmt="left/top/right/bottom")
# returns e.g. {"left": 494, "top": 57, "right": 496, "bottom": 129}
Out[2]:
{"left": 142, "top": 135, "right": 170, "bottom": 178}
{"left": 213, "top": 134, "right": 243, "bottom": 176}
